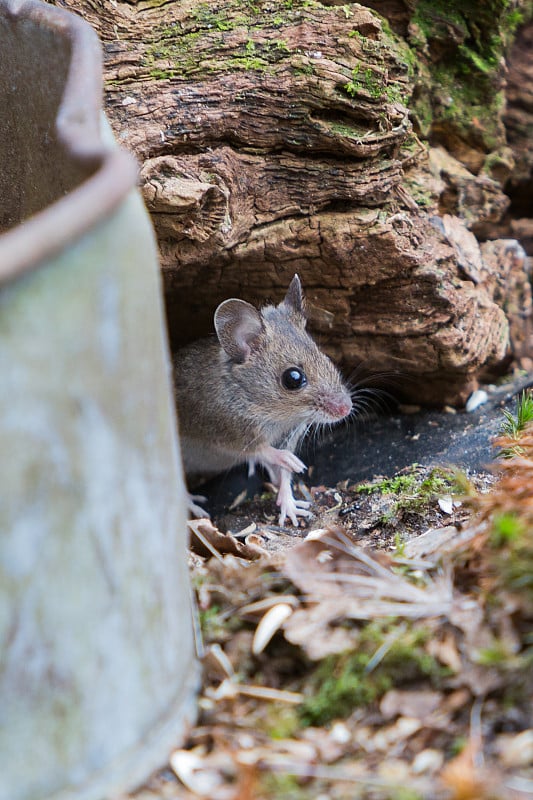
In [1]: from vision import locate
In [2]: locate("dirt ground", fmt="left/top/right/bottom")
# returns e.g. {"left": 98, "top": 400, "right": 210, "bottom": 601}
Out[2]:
{"left": 128, "top": 377, "right": 533, "bottom": 800}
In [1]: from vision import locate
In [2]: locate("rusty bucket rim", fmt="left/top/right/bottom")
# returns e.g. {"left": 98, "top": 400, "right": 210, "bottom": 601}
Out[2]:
{"left": 0, "top": 0, "right": 138, "bottom": 286}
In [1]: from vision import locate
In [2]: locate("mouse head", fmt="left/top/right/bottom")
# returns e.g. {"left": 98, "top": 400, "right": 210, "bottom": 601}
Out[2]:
{"left": 214, "top": 275, "right": 352, "bottom": 428}
{"left": 215, "top": 274, "right": 305, "bottom": 362}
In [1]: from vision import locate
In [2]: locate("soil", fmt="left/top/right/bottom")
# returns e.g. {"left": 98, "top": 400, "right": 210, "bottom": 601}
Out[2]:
{"left": 197, "top": 373, "right": 532, "bottom": 552}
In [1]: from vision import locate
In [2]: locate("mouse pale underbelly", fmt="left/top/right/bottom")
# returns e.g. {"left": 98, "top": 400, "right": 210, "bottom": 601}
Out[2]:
{"left": 179, "top": 435, "right": 248, "bottom": 481}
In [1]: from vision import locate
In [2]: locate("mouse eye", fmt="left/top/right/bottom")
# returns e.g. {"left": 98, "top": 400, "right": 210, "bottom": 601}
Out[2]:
{"left": 281, "top": 367, "right": 307, "bottom": 391}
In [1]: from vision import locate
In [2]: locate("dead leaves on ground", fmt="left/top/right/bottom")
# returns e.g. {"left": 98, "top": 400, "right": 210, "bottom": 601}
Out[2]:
{"left": 188, "top": 517, "right": 269, "bottom": 561}
{"left": 148, "top": 429, "right": 533, "bottom": 800}
{"left": 179, "top": 552, "right": 532, "bottom": 794}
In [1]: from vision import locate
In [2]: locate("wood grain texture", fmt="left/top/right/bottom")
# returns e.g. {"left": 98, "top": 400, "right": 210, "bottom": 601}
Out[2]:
{"left": 53, "top": 0, "right": 532, "bottom": 404}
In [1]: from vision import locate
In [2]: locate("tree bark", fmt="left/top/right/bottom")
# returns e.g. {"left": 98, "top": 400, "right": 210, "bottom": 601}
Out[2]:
{"left": 55, "top": 0, "right": 532, "bottom": 405}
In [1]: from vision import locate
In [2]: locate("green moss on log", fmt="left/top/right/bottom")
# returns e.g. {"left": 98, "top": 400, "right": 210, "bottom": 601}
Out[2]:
{"left": 408, "top": 0, "right": 525, "bottom": 151}
{"left": 142, "top": 0, "right": 319, "bottom": 80}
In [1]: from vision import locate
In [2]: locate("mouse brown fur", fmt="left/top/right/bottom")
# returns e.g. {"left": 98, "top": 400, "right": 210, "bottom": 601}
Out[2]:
{"left": 173, "top": 274, "right": 352, "bottom": 526}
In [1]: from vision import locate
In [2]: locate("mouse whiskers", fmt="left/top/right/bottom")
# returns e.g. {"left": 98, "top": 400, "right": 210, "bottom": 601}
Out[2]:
{"left": 282, "top": 419, "right": 315, "bottom": 454}
{"left": 345, "top": 365, "right": 413, "bottom": 422}
{"left": 349, "top": 387, "right": 393, "bottom": 421}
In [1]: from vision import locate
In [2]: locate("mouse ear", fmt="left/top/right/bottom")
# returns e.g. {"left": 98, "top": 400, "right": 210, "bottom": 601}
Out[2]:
{"left": 280, "top": 274, "right": 306, "bottom": 325}
{"left": 214, "top": 299, "right": 265, "bottom": 363}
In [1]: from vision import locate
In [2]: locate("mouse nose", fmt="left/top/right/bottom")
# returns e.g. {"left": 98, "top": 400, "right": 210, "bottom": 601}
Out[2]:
{"left": 331, "top": 396, "right": 352, "bottom": 419}
{"left": 319, "top": 390, "right": 352, "bottom": 420}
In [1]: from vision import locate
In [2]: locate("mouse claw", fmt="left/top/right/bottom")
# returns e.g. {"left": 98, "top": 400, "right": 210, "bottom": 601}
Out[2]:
{"left": 278, "top": 498, "right": 313, "bottom": 527}
{"left": 282, "top": 451, "right": 307, "bottom": 474}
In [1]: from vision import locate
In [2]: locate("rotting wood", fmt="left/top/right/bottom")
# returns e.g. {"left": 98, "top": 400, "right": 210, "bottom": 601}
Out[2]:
{"left": 53, "top": 0, "right": 532, "bottom": 405}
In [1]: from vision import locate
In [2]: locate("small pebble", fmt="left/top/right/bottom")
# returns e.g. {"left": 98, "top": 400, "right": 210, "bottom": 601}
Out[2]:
{"left": 438, "top": 496, "right": 454, "bottom": 515}
{"left": 330, "top": 721, "right": 351, "bottom": 744}
{"left": 466, "top": 389, "right": 488, "bottom": 412}
{"left": 412, "top": 748, "right": 444, "bottom": 774}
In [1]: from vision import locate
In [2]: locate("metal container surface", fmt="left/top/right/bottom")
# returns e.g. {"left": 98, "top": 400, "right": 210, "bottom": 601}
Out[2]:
{"left": 0, "top": 2, "right": 198, "bottom": 799}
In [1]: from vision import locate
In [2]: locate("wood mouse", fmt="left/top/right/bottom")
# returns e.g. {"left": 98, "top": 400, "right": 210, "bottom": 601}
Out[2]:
{"left": 173, "top": 274, "right": 352, "bottom": 526}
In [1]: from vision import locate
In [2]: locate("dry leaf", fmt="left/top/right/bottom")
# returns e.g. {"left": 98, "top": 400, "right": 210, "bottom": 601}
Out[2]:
{"left": 300, "top": 725, "right": 350, "bottom": 763}
{"left": 495, "top": 729, "right": 533, "bottom": 768}
{"left": 380, "top": 688, "right": 443, "bottom": 721}
{"left": 283, "top": 526, "right": 454, "bottom": 618}
{"left": 252, "top": 603, "right": 294, "bottom": 655}
{"left": 169, "top": 748, "right": 228, "bottom": 796}
{"left": 427, "top": 631, "right": 463, "bottom": 672}
{"left": 282, "top": 600, "right": 360, "bottom": 659}
{"left": 404, "top": 526, "right": 462, "bottom": 559}
{"left": 372, "top": 717, "right": 422, "bottom": 752}
{"left": 203, "top": 644, "right": 235, "bottom": 681}
{"left": 188, "top": 518, "right": 265, "bottom": 560}
{"left": 439, "top": 740, "right": 502, "bottom": 800}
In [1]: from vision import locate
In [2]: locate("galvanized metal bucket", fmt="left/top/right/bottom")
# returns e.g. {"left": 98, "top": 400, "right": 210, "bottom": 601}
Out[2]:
{"left": 0, "top": 2, "right": 198, "bottom": 798}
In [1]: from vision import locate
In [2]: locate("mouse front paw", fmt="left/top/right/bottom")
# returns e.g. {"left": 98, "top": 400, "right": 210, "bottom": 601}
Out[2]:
{"left": 257, "top": 445, "right": 306, "bottom": 475}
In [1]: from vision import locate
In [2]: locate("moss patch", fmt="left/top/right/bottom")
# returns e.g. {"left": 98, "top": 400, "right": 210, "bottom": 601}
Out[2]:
{"left": 355, "top": 465, "right": 459, "bottom": 523}
{"left": 300, "top": 620, "right": 450, "bottom": 726}
{"left": 142, "top": 0, "right": 319, "bottom": 81}
{"left": 408, "top": 0, "right": 524, "bottom": 151}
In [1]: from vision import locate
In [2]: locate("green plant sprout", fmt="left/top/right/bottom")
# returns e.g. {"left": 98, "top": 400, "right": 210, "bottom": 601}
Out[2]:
{"left": 498, "top": 390, "right": 533, "bottom": 458}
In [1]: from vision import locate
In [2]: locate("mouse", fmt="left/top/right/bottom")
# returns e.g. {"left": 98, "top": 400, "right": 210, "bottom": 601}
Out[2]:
{"left": 173, "top": 274, "right": 353, "bottom": 527}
